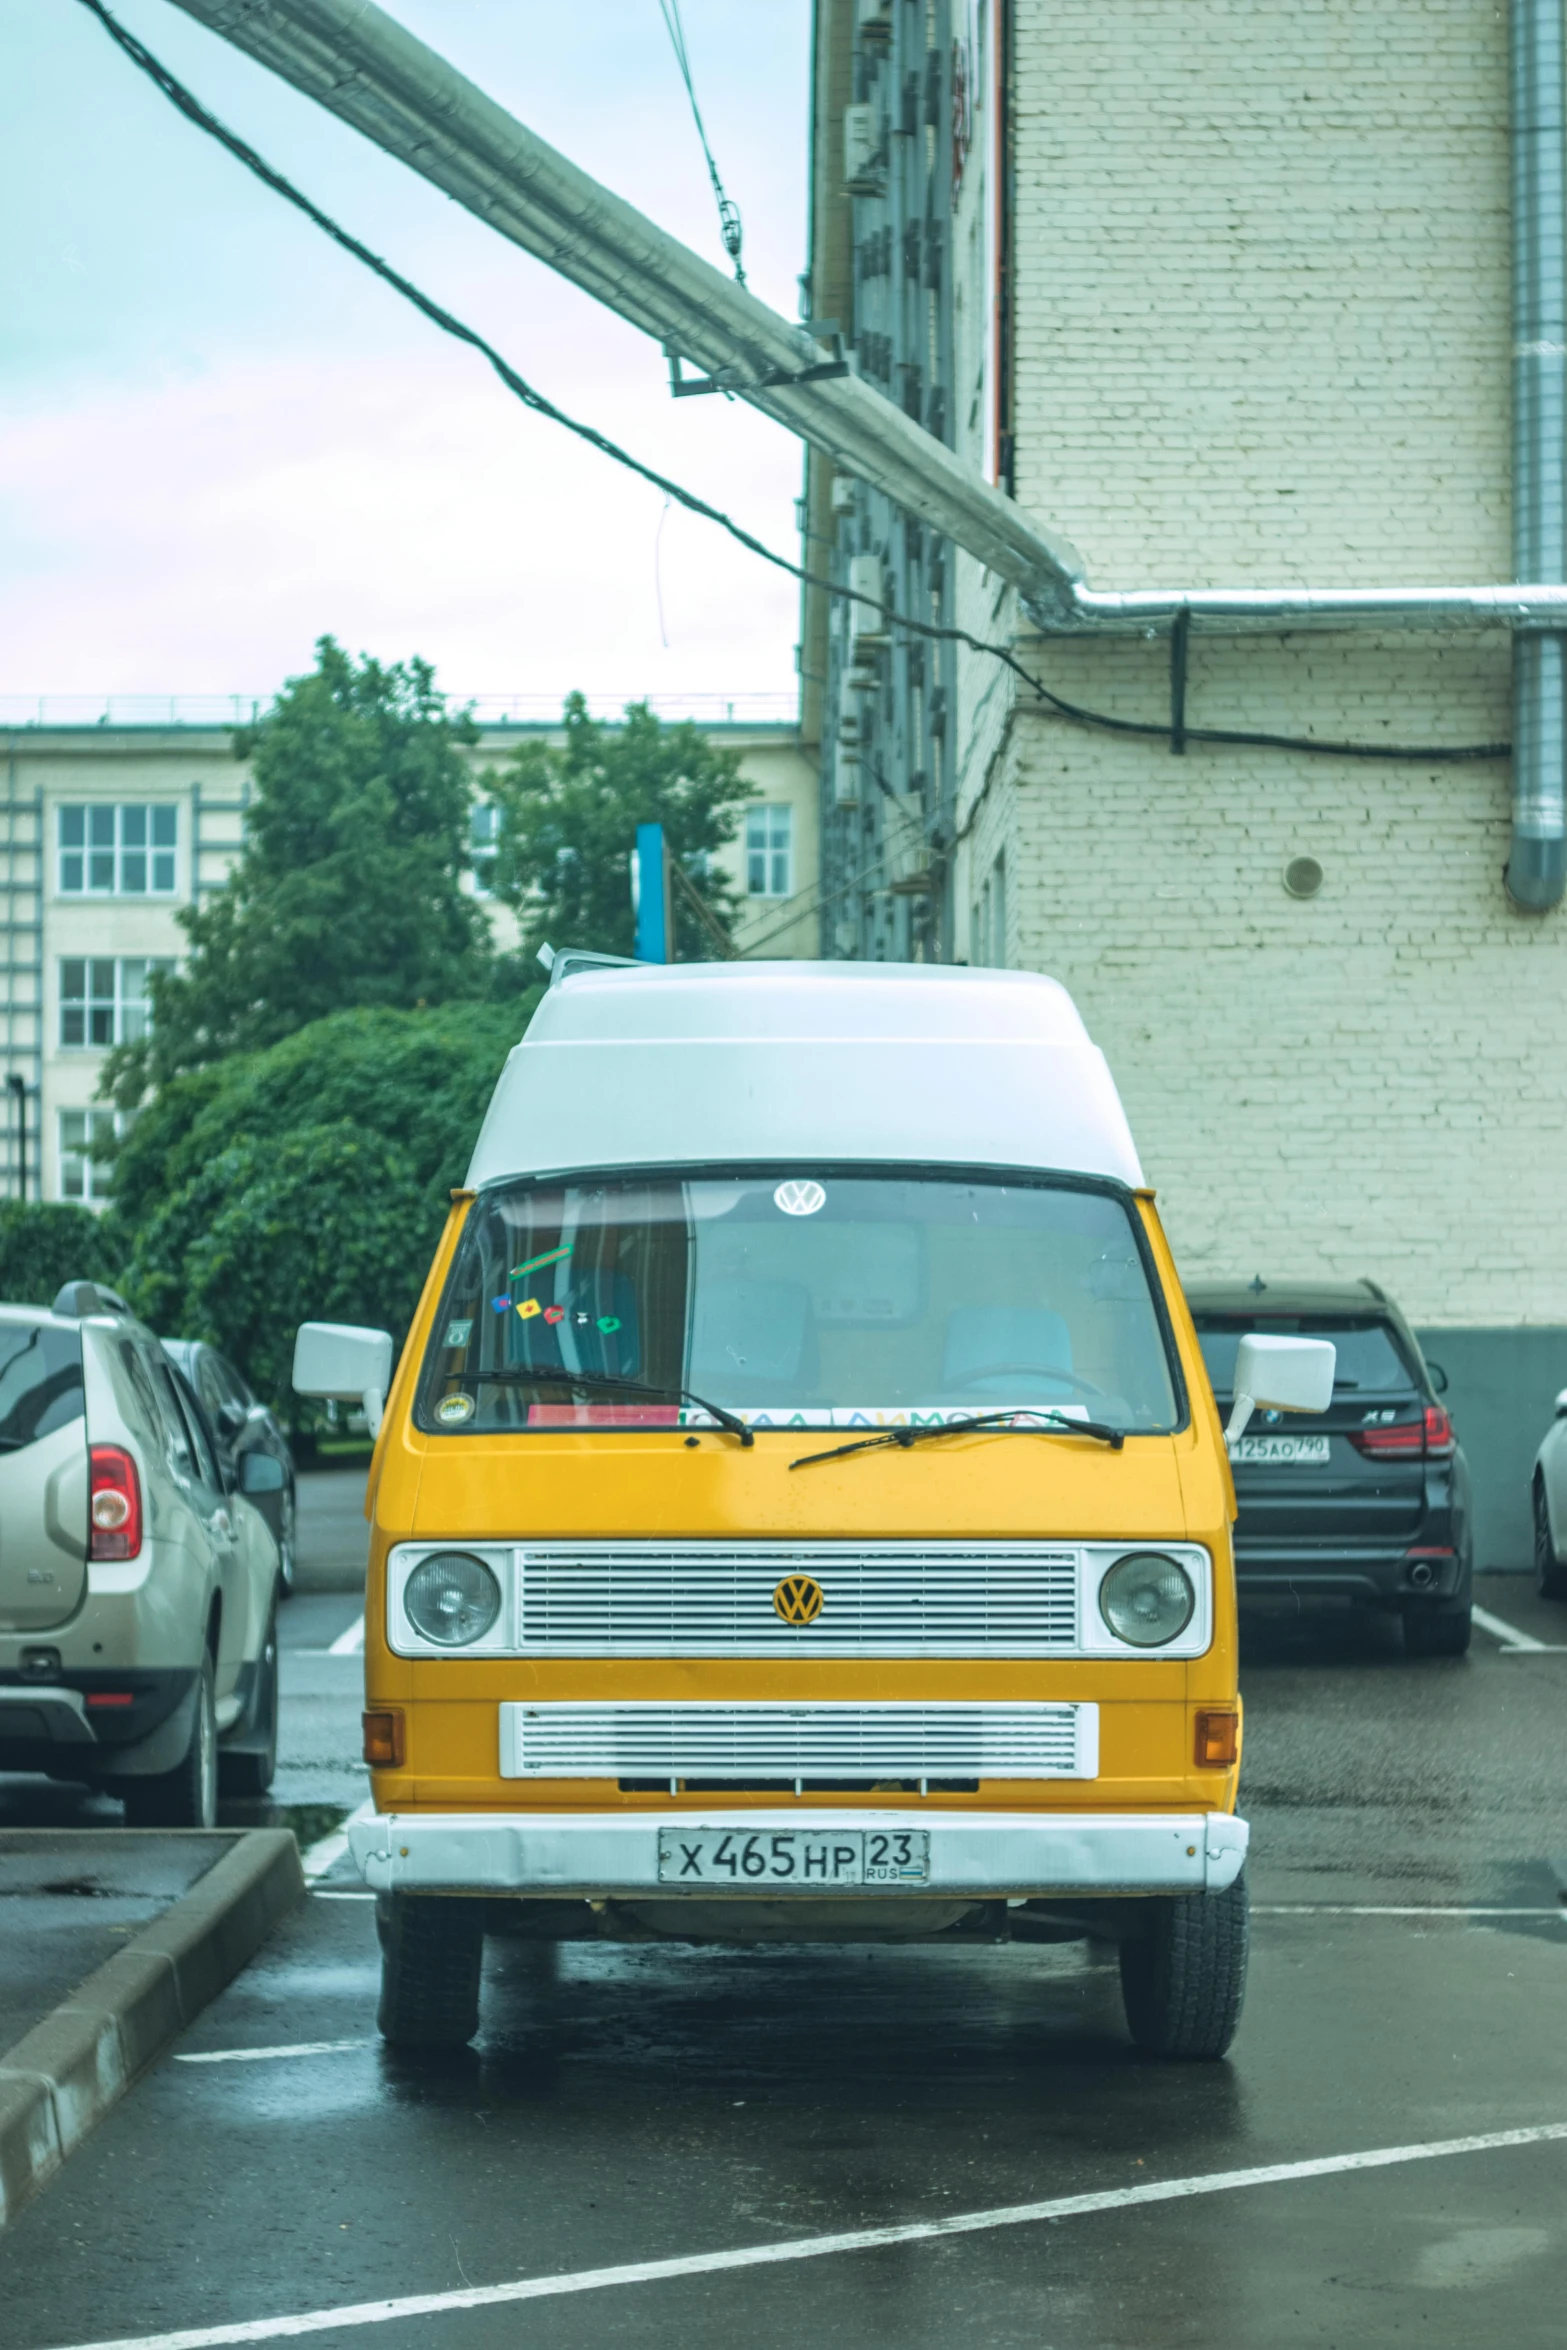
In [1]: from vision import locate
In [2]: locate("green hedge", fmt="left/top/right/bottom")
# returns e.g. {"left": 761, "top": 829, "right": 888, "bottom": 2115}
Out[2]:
{"left": 0, "top": 1202, "right": 121, "bottom": 1309}
{"left": 105, "top": 994, "right": 538, "bottom": 1412}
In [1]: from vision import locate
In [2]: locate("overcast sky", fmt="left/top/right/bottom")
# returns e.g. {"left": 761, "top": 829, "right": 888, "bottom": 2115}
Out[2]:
{"left": 2, "top": 0, "right": 812, "bottom": 713}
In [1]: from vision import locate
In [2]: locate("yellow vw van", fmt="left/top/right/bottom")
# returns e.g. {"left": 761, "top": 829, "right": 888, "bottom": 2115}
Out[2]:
{"left": 295, "top": 961, "right": 1329, "bottom": 2058}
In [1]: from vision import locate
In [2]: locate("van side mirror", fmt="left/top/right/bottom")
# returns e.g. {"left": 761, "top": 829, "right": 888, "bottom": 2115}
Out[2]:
{"left": 239, "top": 1451, "right": 286, "bottom": 1495}
{"left": 293, "top": 1322, "right": 395, "bottom": 1440}
{"left": 1555, "top": 1387, "right": 1567, "bottom": 1420}
{"left": 1424, "top": 1358, "right": 1449, "bottom": 1395}
{"left": 1223, "top": 1333, "right": 1336, "bottom": 1447}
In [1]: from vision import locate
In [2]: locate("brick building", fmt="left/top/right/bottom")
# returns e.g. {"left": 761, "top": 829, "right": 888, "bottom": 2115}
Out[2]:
{"left": 804, "top": 0, "right": 1567, "bottom": 1561}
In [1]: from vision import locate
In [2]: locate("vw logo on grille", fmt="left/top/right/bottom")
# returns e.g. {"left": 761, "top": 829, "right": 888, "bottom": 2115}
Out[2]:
{"left": 772, "top": 1574, "right": 825, "bottom": 1626}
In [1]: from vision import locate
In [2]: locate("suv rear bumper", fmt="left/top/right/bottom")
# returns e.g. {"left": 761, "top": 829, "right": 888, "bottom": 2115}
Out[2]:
{"left": 350, "top": 1807, "right": 1249, "bottom": 1899}
{"left": 1235, "top": 1545, "right": 1468, "bottom": 1605}
{"left": 0, "top": 1670, "right": 198, "bottom": 1777}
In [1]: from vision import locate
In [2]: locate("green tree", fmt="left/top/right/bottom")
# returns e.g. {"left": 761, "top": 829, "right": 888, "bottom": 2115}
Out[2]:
{"left": 487, "top": 694, "right": 755, "bottom": 961}
{"left": 0, "top": 1203, "right": 120, "bottom": 1309}
{"left": 105, "top": 638, "right": 492, "bottom": 1105}
{"left": 107, "top": 996, "right": 539, "bottom": 1411}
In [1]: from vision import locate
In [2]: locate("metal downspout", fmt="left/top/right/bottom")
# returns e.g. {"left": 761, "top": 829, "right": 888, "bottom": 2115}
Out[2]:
{"left": 1509, "top": 0, "right": 1567, "bottom": 909}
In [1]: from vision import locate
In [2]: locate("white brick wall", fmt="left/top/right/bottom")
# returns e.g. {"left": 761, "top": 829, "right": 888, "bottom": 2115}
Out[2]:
{"left": 964, "top": 0, "right": 1567, "bottom": 1326}
{"left": 1010, "top": 0, "right": 1510, "bottom": 585}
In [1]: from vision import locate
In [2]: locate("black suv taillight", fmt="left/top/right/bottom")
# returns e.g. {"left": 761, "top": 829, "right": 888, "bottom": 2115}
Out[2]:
{"left": 1349, "top": 1406, "right": 1454, "bottom": 1460}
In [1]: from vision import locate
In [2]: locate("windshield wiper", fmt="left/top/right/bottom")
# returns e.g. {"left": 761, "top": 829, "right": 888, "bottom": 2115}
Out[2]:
{"left": 459, "top": 1365, "right": 753, "bottom": 1447}
{"left": 790, "top": 1408, "right": 1126, "bottom": 1470}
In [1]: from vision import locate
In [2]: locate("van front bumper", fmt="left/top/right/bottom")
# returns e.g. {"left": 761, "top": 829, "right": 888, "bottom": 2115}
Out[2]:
{"left": 349, "top": 1808, "right": 1249, "bottom": 1898}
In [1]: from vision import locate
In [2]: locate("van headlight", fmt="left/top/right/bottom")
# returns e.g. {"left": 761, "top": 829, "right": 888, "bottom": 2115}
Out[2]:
{"left": 1099, "top": 1551, "right": 1195, "bottom": 1648}
{"left": 403, "top": 1551, "right": 502, "bottom": 1647}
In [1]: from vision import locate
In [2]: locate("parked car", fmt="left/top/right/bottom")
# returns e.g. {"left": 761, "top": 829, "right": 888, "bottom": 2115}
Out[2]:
{"left": 161, "top": 1339, "right": 297, "bottom": 1595}
{"left": 0, "top": 1281, "right": 282, "bottom": 1822}
{"left": 1187, "top": 1278, "right": 1474, "bottom": 1656}
{"left": 1531, "top": 1386, "right": 1567, "bottom": 1599}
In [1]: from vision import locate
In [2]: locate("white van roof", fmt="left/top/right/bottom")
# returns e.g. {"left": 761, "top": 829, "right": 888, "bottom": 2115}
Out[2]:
{"left": 464, "top": 961, "right": 1145, "bottom": 1191}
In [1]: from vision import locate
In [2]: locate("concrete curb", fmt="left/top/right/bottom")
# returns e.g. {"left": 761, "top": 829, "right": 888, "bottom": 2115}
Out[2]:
{"left": 0, "top": 1828, "right": 304, "bottom": 2230}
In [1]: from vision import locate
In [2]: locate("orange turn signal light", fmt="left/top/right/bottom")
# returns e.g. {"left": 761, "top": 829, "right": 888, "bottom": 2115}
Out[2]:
{"left": 1194, "top": 1709, "right": 1239, "bottom": 1769}
{"left": 362, "top": 1709, "right": 406, "bottom": 1769}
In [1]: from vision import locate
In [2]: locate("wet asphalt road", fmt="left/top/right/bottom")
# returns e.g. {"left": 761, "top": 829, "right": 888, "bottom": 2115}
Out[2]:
{"left": 1, "top": 1485, "right": 1564, "bottom": 2346}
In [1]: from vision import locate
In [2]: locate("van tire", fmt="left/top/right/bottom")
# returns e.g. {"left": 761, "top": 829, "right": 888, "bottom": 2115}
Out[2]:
{"left": 123, "top": 1658, "right": 218, "bottom": 1829}
{"left": 1402, "top": 1603, "right": 1472, "bottom": 1658}
{"left": 1118, "top": 1871, "right": 1249, "bottom": 2059}
{"left": 377, "top": 1895, "right": 485, "bottom": 2048}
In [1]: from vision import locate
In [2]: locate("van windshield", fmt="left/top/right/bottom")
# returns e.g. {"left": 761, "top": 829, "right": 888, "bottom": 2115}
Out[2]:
{"left": 418, "top": 1167, "right": 1183, "bottom": 1435}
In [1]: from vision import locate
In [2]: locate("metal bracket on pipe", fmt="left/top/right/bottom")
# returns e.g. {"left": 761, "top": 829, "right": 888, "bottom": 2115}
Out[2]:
{"left": 665, "top": 327, "right": 850, "bottom": 400}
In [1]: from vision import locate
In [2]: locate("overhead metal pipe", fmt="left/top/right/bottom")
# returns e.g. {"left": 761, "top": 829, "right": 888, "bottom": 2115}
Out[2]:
{"left": 167, "top": 0, "right": 1087, "bottom": 609}
{"left": 169, "top": 0, "right": 1567, "bottom": 688}
{"left": 1048, "top": 582, "right": 1567, "bottom": 635}
{"left": 1508, "top": 0, "right": 1567, "bottom": 907}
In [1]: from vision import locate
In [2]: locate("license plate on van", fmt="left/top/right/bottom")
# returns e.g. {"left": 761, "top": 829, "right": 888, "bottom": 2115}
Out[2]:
{"left": 656, "top": 1826, "right": 930, "bottom": 1886}
{"left": 1231, "top": 1434, "right": 1330, "bottom": 1465}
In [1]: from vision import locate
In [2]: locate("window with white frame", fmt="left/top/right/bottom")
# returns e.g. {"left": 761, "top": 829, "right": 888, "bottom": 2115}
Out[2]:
{"left": 58, "top": 1109, "right": 118, "bottom": 1204}
{"left": 59, "top": 958, "right": 174, "bottom": 1050}
{"left": 745, "top": 804, "right": 793, "bottom": 898}
{"left": 470, "top": 802, "right": 501, "bottom": 897}
{"left": 58, "top": 804, "right": 177, "bottom": 896}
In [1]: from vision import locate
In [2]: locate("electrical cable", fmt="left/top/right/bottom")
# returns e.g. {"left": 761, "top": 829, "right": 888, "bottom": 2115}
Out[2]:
{"left": 79, "top": 0, "right": 1513, "bottom": 770}
{"left": 657, "top": 0, "right": 746, "bottom": 284}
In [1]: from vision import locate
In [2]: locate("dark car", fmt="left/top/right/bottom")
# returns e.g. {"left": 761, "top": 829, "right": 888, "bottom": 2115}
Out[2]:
{"left": 1187, "top": 1279, "right": 1473, "bottom": 1656}
{"left": 161, "top": 1340, "right": 298, "bottom": 1595}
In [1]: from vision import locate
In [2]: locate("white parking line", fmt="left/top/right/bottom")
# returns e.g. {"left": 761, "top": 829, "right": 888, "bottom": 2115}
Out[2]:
{"left": 42, "top": 2121, "right": 1567, "bottom": 2350}
{"left": 298, "top": 1799, "right": 374, "bottom": 1883}
{"left": 1254, "top": 1904, "right": 1565, "bottom": 1918}
{"left": 1471, "top": 1604, "right": 1567, "bottom": 1652}
{"left": 176, "top": 2041, "right": 371, "bottom": 2066}
{"left": 327, "top": 1615, "right": 365, "bottom": 1656}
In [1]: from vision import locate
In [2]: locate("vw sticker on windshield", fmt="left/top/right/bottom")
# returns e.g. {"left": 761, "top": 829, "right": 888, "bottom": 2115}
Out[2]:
{"left": 774, "top": 1179, "right": 827, "bottom": 1216}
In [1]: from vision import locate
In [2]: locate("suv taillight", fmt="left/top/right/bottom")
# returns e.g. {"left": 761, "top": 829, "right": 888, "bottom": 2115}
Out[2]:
{"left": 90, "top": 1445, "right": 142, "bottom": 1559}
{"left": 1422, "top": 1405, "right": 1456, "bottom": 1456}
{"left": 1349, "top": 1406, "right": 1454, "bottom": 1460}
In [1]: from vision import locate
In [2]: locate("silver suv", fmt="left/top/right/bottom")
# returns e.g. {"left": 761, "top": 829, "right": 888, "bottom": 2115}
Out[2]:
{"left": 0, "top": 1282, "right": 282, "bottom": 1825}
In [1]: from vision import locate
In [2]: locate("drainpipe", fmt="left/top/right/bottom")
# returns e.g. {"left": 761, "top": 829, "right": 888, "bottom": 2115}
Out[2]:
{"left": 1509, "top": 0, "right": 1567, "bottom": 909}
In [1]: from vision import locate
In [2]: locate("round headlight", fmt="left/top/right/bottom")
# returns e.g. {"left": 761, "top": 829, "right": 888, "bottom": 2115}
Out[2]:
{"left": 1099, "top": 1551, "right": 1195, "bottom": 1648}
{"left": 403, "top": 1551, "right": 501, "bottom": 1647}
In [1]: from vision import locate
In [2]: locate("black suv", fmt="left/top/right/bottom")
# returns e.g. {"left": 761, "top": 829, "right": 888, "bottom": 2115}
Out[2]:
{"left": 1187, "top": 1279, "right": 1473, "bottom": 1656}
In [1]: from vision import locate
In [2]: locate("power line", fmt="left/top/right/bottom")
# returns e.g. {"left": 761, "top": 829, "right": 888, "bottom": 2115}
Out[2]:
{"left": 657, "top": 0, "right": 746, "bottom": 285}
{"left": 78, "top": 0, "right": 1513, "bottom": 771}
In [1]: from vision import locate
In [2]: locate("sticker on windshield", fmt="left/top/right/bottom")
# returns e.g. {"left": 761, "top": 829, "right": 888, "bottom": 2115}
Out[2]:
{"left": 516, "top": 1298, "right": 543, "bottom": 1321}
{"left": 434, "top": 1392, "right": 475, "bottom": 1426}
{"left": 443, "top": 1319, "right": 473, "bottom": 1347}
{"left": 774, "top": 1179, "right": 826, "bottom": 1217}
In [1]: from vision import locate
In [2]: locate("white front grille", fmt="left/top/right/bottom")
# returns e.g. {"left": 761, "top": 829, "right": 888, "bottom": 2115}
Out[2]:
{"left": 498, "top": 1701, "right": 1097, "bottom": 1781}
{"left": 515, "top": 1542, "right": 1079, "bottom": 1655}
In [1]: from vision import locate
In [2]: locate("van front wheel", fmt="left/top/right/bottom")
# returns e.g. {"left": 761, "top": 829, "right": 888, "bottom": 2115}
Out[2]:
{"left": 376, "top": 1894, "right": 485, "bottom": 2049}
{"left": 1119, "top": 1872, "right": 1249, "bottom": 2059}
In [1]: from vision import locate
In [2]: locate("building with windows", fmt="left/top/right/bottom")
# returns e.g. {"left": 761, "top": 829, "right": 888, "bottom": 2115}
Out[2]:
{"left": 800, "top": 0, "right": 1567, "bottom": 1562}
{"left": 1, "top": 700, "right": 816, "bottom": 1207}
